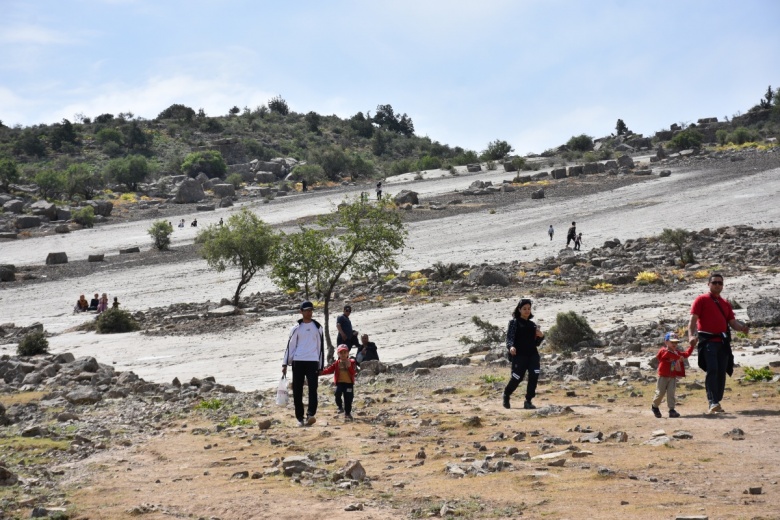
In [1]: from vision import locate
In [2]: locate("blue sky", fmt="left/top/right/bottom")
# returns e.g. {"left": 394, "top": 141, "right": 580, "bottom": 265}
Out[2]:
{"left": 1, "top": 0, "right": 778, "bottom": 154}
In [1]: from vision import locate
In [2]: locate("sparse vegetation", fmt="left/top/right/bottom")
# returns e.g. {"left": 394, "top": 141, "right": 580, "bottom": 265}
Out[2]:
{"left": 546, "top": 311, "right": 596, "bottom": 353}
{"left": 148, "top": 220, "right": 174, "bottom": 250}
{"left": 17, "top": 330, "right": 49, "bottom": 356}
{"left": 743, "top": 366, "right": 774, "bottom": 382}
{"left": 95, "top": 308, "right": 140, "bottom": 333}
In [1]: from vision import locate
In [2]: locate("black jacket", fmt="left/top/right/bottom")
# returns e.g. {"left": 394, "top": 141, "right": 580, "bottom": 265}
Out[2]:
{"left": 506, "top": 318, "right": 543, "bottom": 359}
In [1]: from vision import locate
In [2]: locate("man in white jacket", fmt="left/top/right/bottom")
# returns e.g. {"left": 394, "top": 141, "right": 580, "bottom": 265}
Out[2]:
{"left": 282, "top": 301, "right": 325, "bottom": 427}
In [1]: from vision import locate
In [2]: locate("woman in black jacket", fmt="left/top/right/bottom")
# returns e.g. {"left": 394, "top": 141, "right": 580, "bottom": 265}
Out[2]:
{"left": 503, "top": 298, "right": 544, "bottom": 410}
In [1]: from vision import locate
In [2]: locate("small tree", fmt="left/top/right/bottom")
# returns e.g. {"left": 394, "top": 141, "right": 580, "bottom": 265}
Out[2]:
{"left": 72, "top": 206, "right": 95, "bottom": 228}
{"left": 0, "top": 156, "right": 20, "bottom": 191}
{"left": 616, "top": 119, "right": 629, "bottom": 136}
{"left": 95, "top": 308, "right": 139, "bottom": 333}
{"left": 291, "top": 164, "right": 326, "bottom": 185}
{"left": 17, "top": 330, "right": 49, "bottom": 356}
{"left": 181, "top": 150, "right": 227, "bottom": 179}
{"left": 759, "top": 85, "right": 774, "bottom": 109}
{"left": 34, "top": 169, "right": 66, "bottom": 199}
{"left": 66, "top": 163, "right": 103, "bottom": 200}
{"left": 670, "top": 129, "right": 703, "bottom": 150}
{"left": 546, "top": 311, "right": 596, "bottom": 353}
{"left": 196, "top": 209, "right": 279, "bottom": 306}
{"left": 271, "top": 197, "right": 407, "bottom": 361}
{"left": 481, "top": 140, "right": 514, "bottom": 161}
{"left": 268, "top": 95, "right": 290, "bottom": 115}
{"left": 103, "top": 155, "right": 150, "bottom": 191}
{"left": 148, "top": 220, "right": 174, "bottom": 250}
{"left": 225, "top": 173, "right": 243, "bottom": 189}
{"left": 567, "top": 134, "right": 594, "bottom": 152}
{"left": 659, "top": 228, "right": 692, "bottom": 266}
{"left": 305, "top": 111, "right": 321, "bottom": 133}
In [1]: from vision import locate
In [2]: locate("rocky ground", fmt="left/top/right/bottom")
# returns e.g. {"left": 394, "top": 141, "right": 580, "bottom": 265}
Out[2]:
{"left": 2, "top": 146, "right": 780, "bottom": 519}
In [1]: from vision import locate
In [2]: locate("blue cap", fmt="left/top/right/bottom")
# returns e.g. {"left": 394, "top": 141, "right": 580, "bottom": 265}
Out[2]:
{"left": 664, "top": 332, "right": 680, "bottom": 342}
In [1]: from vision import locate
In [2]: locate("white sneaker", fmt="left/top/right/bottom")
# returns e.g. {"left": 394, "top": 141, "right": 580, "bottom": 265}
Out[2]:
{"left": 296, "top": 420, "right": 305, "bottom": 427}
{"left": 712, "top": 403, "right": 724, "bottom": 413}
{"left": 707, "top": 403, "right": 719, "bottom": 414}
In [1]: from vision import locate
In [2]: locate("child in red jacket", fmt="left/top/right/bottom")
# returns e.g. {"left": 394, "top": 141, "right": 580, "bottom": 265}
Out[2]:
{"left": 652, "top": 332, "right": 694, "bottom": 418}
{"left": 320, "top": 345, "right": 358, "bottom": 421}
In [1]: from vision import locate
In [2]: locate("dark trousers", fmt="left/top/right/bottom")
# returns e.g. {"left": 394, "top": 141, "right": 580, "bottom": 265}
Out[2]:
{"left": 567, "top": 235, "right": 574, "bottom": 247}
{"left": 504, "top": 353, "right": 540, "bottom": 401}
{"left": 335, "top": 382, "right": 354, "bottom": 414}
{"left": 291, "top": 361, "right": 319, "bottom": 421}
{"left": 340, "top": 333, "right": 360, "bottom": 351}
{"left": 703, "top": 341, "right": 728, "bottom": 405}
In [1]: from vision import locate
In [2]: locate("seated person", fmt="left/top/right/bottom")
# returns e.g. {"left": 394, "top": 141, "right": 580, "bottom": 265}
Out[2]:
{"left": 356, "top": 333, "right": 379, "bottom": 363}
{"left": 97, "top": 293, "right": 109, "bottom": 314}
{"left": 88, "top": 293, "right": 99, "bottom": 311}
{"left": 74, "top": 295, "right": 89, "bottom": 313}
{"left": 112, "top": 296, "right": 120, "bottom": 309}
{"left": 191, "top": 219, "right": 198, "bottom": 227}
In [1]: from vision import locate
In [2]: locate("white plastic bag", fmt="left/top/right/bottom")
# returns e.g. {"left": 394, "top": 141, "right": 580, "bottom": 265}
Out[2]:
{"left": 275, "top": 376, "right": 289, "bottom": 406}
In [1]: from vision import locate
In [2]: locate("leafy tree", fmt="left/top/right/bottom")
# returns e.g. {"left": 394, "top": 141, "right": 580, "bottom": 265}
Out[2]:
{"left": 313, "top": 147, "right": 349, "bottom": 180}
{"left": 148, "top": 220, "right": 174, "bottom": 250}
{"left": 268, "top": 95, "right": 290, "bottom": 115}
{"left": 398, "top": 113, "right": 414, "bottom": 137}
{"left": 229, "top": 106, "right": 241, "bottom": 116}
{"left": 50, "top": 119, "right": 79, "bottom": 151}
{"left": 123, "top": 121, "right": 149, "bottom": 150}
{"left": 225, "top": 172, "right": 243, "bottom": 189}
{"left": 291, "top": 164, "right": 327, "bottom": 185}
{"left": 350, "top": 111, "right": 374, "bottom": 138}
{"left": 727, "top": 127, "right": 760, "bottom": 145}
{"left": 372, "top": 130, "right": 388, "bottom": 156}
{"left": 271, "top": 197, "right": 407, "bottom": 360}
{"left": 481, "top": 139, "right": 514, "bottom": 161}
{"left": 13, "top": 129, "right": 47, "bottom": 157}
{"left": 65, "top": 163, "right": 103, "bottom": 199}
{"left": 34, "top": 169, "right": 66, "bottom": 199}
{"left": 373, "top": 104, "right": 414, "bottom": 136}
{"left": 181, "top": 150, "right": 227, "bottom": 179}
{"left": 567, "top": 134, "right": 594, "bottom": 152}
{"left": 96, "top": 128, "right": 123, "bottom": 146}
{"left": 759, "top": 85, "right": 774, "bottom": 109}
{"left": 94, "top": 113, "right": 115, "bottom": 124}
{"left": 616, "top": 119, "right": 629, "bottom": 136}
{"left": 0, "top": 156, "right": 20, "bottom": 191}
{"left": 305, "top": 111, "right": 321, "bottom": 133}
{"left": 157, "top": 103, "right": 196, "bottom": 122}
{"left": 659, "top": 228, "right": 693, "bottom": 266}
{"left": 196, "top": 208, "right": 279, "bottom": 306}
{"left": 670, "top": 128, "right": 703, "bottom": 150}
{"left": 453, "top": 150, "right": 479, "bottom": 165}
{"left": 104, "top": 155, "right": 150, "bottom": 191}
{"left": 72, "top": 206, "right": 95, "bottom": 228}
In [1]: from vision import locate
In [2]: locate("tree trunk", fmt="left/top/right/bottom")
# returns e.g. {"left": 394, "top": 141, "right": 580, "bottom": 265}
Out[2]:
{"left": 323, "top": 294, "right": 334, "bottom": 363}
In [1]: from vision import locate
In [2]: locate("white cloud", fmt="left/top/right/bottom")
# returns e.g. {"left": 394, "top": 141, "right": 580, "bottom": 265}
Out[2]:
{"left": 0, "top": 24, "right": 79, "bottom": 45}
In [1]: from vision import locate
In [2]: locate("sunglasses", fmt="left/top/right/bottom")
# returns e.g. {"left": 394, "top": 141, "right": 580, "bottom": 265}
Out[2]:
{"left": 710, "top": 281, "right": 723, "bottom": 285}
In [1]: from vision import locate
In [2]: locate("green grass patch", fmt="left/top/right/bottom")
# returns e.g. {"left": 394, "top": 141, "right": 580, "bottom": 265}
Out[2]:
{"left": 194, "top": 398, "right": 223, "bottom": 410}
{"left": 480, "top": 374, "right": 505, "bottom": 384}
{"left": 224, "top": 415, "right": 253, "bottom": 427}
{"left": 0, "top": 437, "right": 70, "bottom": 466}
{"left": 743, "top": 366, "right": 775, "bottom": 382}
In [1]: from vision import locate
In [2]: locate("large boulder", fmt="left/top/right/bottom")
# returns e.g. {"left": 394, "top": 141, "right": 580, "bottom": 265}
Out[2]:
{"left": 531, "top": 189, "right": 545, "bottom": 200}
{"left": 0, "top": 265, "right": 15, "bottom": 282}
{"left": 173, "top": 179, "right": 206, "bottom": 204}
{"left": 14, "top": 216, "right": 41, "bottom": 229}
{"left": 56, "top": 208, "right": 72, "bottom": 221}
{"left": 567, "top": 165, "right": 582, "bottom": 177}
{"left": 466, "top": 163, "right": 481, "bottom": 173}
{"left": 572, "top": 356, "right": 615, "bottom": 381}
{"left": 2, "top": 200, "right": 23, "bottom": 214}
{"left": 582, "top": 162, "right": 599, "bottom": 175}
{"left": 211, "top": 184, "right": 236, "bottom": 198}
{"left": 747, "top": 298, "right": 780, "bottom": 327}
{"left": 394, "top": 190, "right": 419, "bottom": 205}
{"left": 30, "top": 200, "right": 57, "bottom": 219}
{"left": 617, "top": 155, "right": 635, "bottom": 168}
{"left": 282, "top": 456, "right": 317, "bottom": 476}
{"left": 46, "top": 252, "right": 68, "bottom": 265}
{"left": 65, "top": 387, "right": 102, "bottom": 405}
{"left": 86, "top": 200, "right": 113, "bottom": 217}
{"left": 469, "top": 267, "right": 510, "bottom": 287}
{"left": 551, "top": 168, "right": 567, "bottom": 179}
{"left": 255, "top": 172, "right": 276, "bottom": 183}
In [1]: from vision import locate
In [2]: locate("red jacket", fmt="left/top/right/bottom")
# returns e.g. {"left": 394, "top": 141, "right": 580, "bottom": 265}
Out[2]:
{"left": 320, "top": 358, "right": 357, "bottom": 384}
{"left": 657, "top": 345, "right": 695, "bottom": 378}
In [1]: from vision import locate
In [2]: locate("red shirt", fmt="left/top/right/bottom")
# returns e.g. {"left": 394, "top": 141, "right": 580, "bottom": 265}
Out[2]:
{"left": 690, "top": 293, "right": 735, "bottom": 334}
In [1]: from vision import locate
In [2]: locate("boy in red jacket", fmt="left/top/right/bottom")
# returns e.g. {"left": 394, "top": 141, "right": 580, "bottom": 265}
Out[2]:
{"left": 652, "top": 332, "right": 694, "bottom": 418}
{"left": 320, "top": 345, "right": 358, "bottom": 421}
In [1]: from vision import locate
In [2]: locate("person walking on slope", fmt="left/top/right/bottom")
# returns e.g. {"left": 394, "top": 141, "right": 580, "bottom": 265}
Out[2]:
{"left": 503, "top": 298, "right": 545, "bottom": 410}
{"left": 688, "top": 273, "right": 749, "bottom": 414}
{"left": 548, "top": 225, "right": 554, "bottom": 241}
{"left": 566, "top": 221, "right": 576, "bottom": 247}
{"left": 376, "top": 181, "right": 382, "bottom": 201}
{"left": 282, "top": 301, "right": 325, "bottom": 427}
{"left": 574, "top": 232, "right": 583, "bottom": 251}
{"left": 651, "top": 332, "right": 694, "bottom": 418}
{"left": 320, "top": 345, "right": 358, "bottom": 421}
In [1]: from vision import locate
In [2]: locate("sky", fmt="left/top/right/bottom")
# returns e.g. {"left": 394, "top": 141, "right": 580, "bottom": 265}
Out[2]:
{"left": 1, "top": 0, "right": 778, "bottom": 154}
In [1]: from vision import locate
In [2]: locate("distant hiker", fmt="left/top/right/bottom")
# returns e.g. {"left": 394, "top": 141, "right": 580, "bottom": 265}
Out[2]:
{"left": 320, "top": 344, "right": 357, "bottom": 421}
{"left": 88, "top": 293, "right": 99, "bottom": 311}
{"left": 191, "top": 219, "right": 198, "bottom": 227}
{"left": 301, "top": 179, "right": 308, "bottom": 192}
{"left": 548, "top": 225, "right": 554, "bottom": 241}
{"left": 218, "top": 218, "right": 223, "bottom": 227}
{"left": 336, "top": 305, "right": 360, "bottom": 353}
{"left": 566, "top": 221, "right": 577, "bottom": 247}
{"left": 178, "top": 219, "right": 185, "bottom": 228}
{"left": 503, "top": 298, "right": 544, "bottom": 410}
{"left": 376, "top": 181, "right": 382, "bottom": 201}
{"left": 651, "top": 332, "right": 694, "bottom": 418}
{"left": 112, "top": 296, "right": 120, "bottom": 309}
{"left": 574, "top": 232, "right": 583, "bottom": 251}
{"left": 282, "top": 301, "right": 325, "bottom": 427}
{"left": 355, "top": 333, "right": 379, "bottom": 363}
{"left": 688, "top": 273, "right": 749, "bottom": 414}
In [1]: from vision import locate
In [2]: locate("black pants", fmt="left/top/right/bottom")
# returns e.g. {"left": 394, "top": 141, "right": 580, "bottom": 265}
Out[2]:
{"left": 702, "top": 341, "right": 728, "bottom": 405}
{"left": 335, "top": 382, "right": 354, "bottom": 414}
{"left": 504, "top": 353, "right": 541, "bottom": 401}
{"left": 566, "top": 235, "right": 574, "bottom": 247}
{"left": 340, "top": 333, "right": 360, "bottom": 351}
{"left": 291, "top": 361, "right": 319, "bottom": 421}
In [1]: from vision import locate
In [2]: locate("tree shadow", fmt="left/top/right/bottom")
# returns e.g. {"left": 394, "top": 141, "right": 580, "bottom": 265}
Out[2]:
{"left": 736, "top": 409, "right": 780, "bottom": 417}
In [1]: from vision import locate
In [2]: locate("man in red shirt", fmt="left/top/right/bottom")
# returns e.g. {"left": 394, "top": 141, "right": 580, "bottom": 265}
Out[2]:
{"left": 688, "top": 273, "right": 749, "bottom": 414}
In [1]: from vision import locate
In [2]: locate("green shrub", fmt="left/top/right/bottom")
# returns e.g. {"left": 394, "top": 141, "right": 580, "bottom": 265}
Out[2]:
{"left": 96, "top": 128, "right": 123, "bottom": 146}
{"left": 290, "top": 164, "right": 326, "bottom": 185}
{"left": 268, "top": 95, "right": 290, "bottom": 115}
{"left": 148, "top": 220, "right": 173, "bottom": 250}
{"left": 95, "top": 308, "right": 139, "bottom": 334}
{"left": 225, "top": 173, "right": 243, "bottom": 189}
{"left": 458, "top": 315, "right": 504, "bottom": 347}
{"left": 17, "top": 330, "right": 49, "bottom": 356}
{"left": 582, "top": 151, "right": 598, "bottom": 163}
{"left": 481, "top": 139, "right": 514, "bottom": 160}
{"left": 195, "top": 398, "right": 223, "bottom": 410}
{"left": 670, "top": 129, "right": 703, "bottom": 150}
{"left": 546, "top": 311, "right": 596, "bottom": 353}
{"left": 727, "top": 126, "right": 760, "bottom": 145}
{"left": 567, "top": 134, "right": 594, "bottom": 152}
{"left": 417, "top": 155, "right": 442, "bottom": 170}
{"left": 743, "top": 366, "right": 774, "bottom": 382}
{"left": 181, "top": 150, "right": 227, "bottom": 179}
{"left": 432, "top": 261, "right": 462, "bottom": 280}
{"left": 72, "top": 206, "right": 95, "bottom": 228}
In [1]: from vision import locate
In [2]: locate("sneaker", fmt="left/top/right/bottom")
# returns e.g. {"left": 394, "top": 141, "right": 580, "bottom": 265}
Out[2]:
{"left": 344, "top": 414, "right": 353, "bottom": 422}
{"left": 502, "top": 395, "right": 510, "bottom": 409}
{"left": 306, "top": 415, "right": 317, "bottom": 426}
{"left": 707, "top": 403, "right": 719, "bottom": 414}
{"left": 523, "top": 400, "right": 536, "bottom": 410}
{"left": 651, "top": 406, "right": 662, "bottom": 418}
{"left": 296, "top": 420, "right": 305, "bottom": 427}
{"left": 336, "top": 407, "right": 344, "bottom": 414}
{"left": 668, "top": 409, "right": 680, "bottom": 418}
{"left": 712, "top": 403, "right": 724, "bottom": 413}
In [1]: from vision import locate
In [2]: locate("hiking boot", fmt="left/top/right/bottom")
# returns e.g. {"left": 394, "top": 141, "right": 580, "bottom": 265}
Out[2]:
{"left": 296, "top": 420, "right": 305, "bottom": 427}
{"left": 345, "top": 414, "right": 354, "bottom": 422}
{"left": 306, "top": 415, "right": 316, "bottom": 426}
{"left": 668, "top": 409, "right": 680, "bottom": 418}
{"left": 336, "top": 407, "right": 344, "bottom": 414}
{"left": 523, "top": 400, "right": 536, "bottom": 410}
{"left": 651, "top": 406, "right": 662, "bottom": 418}
{"left": 502, "top": 395, "right": 510, "bottom": 409}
